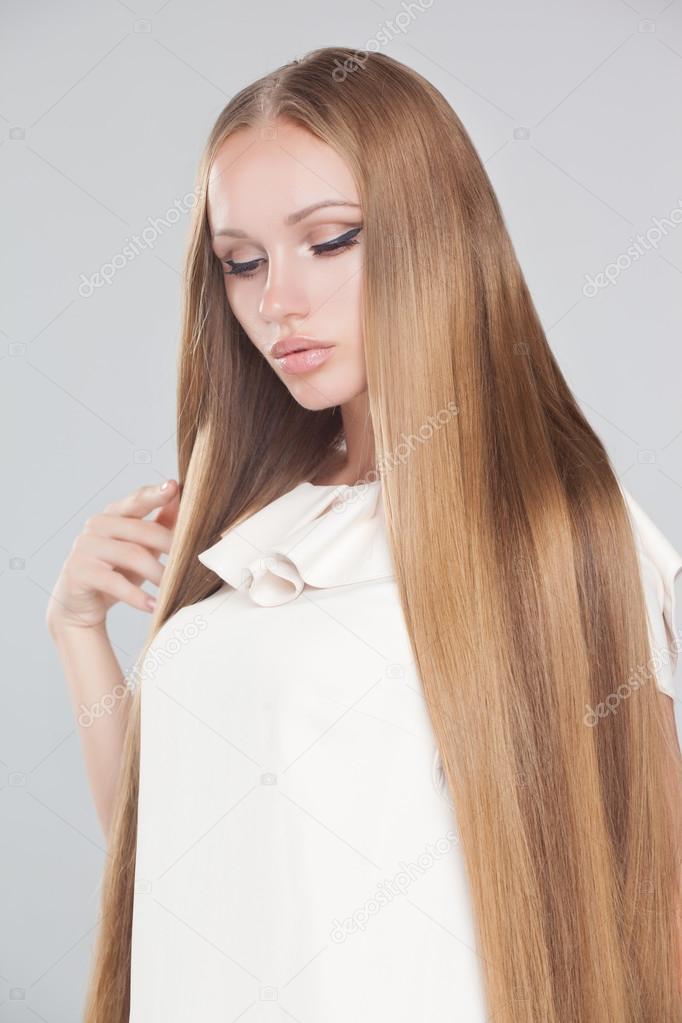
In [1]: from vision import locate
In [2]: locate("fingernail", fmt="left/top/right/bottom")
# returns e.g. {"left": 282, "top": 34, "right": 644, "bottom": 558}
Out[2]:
{"left": 160, "top": 480, "right": 169, "bottom": 491}
{"left": 145, "top": 596, "right": 156, "bottom": 611}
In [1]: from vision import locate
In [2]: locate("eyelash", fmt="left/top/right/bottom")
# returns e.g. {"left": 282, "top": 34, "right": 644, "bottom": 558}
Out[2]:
{"left": 221, "top": 226, "right": 363, "bottom": 279}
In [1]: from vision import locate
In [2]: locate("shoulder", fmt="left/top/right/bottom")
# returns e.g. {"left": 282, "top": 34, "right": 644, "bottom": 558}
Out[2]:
{"left": 618, "top": 483, "right": 682, "bottom": 700}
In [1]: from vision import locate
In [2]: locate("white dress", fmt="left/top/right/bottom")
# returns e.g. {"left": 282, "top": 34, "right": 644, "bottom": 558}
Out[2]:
{"left": 127, "top": 479, "right": 682, "bottom": 1022}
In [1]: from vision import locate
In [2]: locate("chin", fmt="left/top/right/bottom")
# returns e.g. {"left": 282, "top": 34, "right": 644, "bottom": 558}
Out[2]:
{"left": 286, "top": 387, "right": 340, "bottom": 412}
{"left": 278, "top": 366, "right": 341, "bottom": 407}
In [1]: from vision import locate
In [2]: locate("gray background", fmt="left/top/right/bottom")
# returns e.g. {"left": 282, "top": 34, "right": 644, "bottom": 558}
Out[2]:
{"left": 2, "top": 0, "right": 682, "bottom": 1018}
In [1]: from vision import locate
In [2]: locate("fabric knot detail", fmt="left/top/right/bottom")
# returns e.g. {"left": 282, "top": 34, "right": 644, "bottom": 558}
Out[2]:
{"left": 241, "top": 553, "right": 304, "bottom": 606}
{"left": 197, "top": 479, "right": 394, "bottom": 607}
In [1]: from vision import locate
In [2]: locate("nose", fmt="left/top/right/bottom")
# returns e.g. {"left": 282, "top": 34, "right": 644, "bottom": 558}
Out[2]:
{"left": 258, "top": 250, "right": 310, "bottom": 325}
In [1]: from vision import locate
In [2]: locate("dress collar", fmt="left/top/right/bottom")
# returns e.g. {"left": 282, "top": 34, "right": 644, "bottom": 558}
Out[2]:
{"left": 197, "top": 480, "right": 394, "bottom": 606}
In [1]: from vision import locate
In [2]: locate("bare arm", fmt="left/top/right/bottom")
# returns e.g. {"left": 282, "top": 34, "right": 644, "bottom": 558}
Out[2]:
{"left": 46, "top": 479, "right": 180, "bottom": 840}
{"left": 48, "top": 620, "right": 132, "bottom": 838}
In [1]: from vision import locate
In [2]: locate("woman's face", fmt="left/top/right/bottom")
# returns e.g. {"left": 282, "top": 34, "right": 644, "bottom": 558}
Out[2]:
{"left": 207, "top": 118, "right": 366, "bottom": 411}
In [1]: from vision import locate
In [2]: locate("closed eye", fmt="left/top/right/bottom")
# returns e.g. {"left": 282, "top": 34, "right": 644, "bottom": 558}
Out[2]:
{"left": 222, "top": 225, "right": 363, "bottom": 279}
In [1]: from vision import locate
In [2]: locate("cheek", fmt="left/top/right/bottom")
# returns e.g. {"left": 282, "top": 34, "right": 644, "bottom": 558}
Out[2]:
{"left": 223, "top": 280, "right": 255, "bottom": 335}
{"left": 334, "top": 270, "right": 363, "bottom": 351}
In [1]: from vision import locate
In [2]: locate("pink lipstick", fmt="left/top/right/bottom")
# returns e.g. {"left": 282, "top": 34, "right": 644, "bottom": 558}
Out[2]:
{"left": 271, "top": 336, "right": 336, "bottom": 375}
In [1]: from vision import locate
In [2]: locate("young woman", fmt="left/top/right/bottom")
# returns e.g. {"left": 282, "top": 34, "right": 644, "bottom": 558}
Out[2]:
{"left": 47, "top": 47, "right": 682, "bottom": 1022}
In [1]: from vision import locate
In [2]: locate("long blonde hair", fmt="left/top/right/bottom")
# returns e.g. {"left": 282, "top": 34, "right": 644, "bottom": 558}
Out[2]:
{"left": 84, "top": 48, "right": 682, "bottom": 1021}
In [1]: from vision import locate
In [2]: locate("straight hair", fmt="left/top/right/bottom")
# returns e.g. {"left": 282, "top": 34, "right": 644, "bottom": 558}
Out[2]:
{"left": 84, "top": 48, "right": 682, "bottom": 1021}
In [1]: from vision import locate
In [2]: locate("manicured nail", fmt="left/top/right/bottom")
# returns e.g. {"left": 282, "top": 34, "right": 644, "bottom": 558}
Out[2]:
{"left": 160, "top": 480, "right": 169, "bottom": 491}
{"left": 145, "top": 596, "right": 156, "bottom": 611}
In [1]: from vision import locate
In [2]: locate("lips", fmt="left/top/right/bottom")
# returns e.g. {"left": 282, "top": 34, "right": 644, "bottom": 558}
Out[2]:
{"left": 271, "top": 336, "right": 334, "bottom": 359}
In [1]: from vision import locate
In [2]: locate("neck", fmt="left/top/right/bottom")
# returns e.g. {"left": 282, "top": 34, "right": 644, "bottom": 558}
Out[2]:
{"left": 314, "top": 392, "right": 377, "bottom": 486}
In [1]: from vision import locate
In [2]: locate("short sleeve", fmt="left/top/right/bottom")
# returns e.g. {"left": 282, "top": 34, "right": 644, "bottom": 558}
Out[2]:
{"left": 619, "top": 485, "right": 682, "bottom": 700}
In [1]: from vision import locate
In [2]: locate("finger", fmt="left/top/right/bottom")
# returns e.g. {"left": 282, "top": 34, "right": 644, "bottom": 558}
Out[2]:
{"left": 83, "top": 514, "right": 174, "bottom": 554}
{"left": 154, "top": 488, "right": 181, "bottom": 530}
{"left": 75, "top": 535, "right": 165, "bottom": 587}
{"left": 82, "top": 561, "right": 158, "bottom": 613}
{"left": 102, "top": 479, "right": 179, "bottom": 520}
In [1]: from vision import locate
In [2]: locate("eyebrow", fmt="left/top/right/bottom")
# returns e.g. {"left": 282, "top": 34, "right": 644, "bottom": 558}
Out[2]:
{"left": 211, "top": 199, "right": 361, "bottom": 239}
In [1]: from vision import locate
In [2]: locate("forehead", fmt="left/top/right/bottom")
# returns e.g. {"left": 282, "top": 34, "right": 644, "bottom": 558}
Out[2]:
{"left": 206, "top": 121, "right": 359, "bottom": 234}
